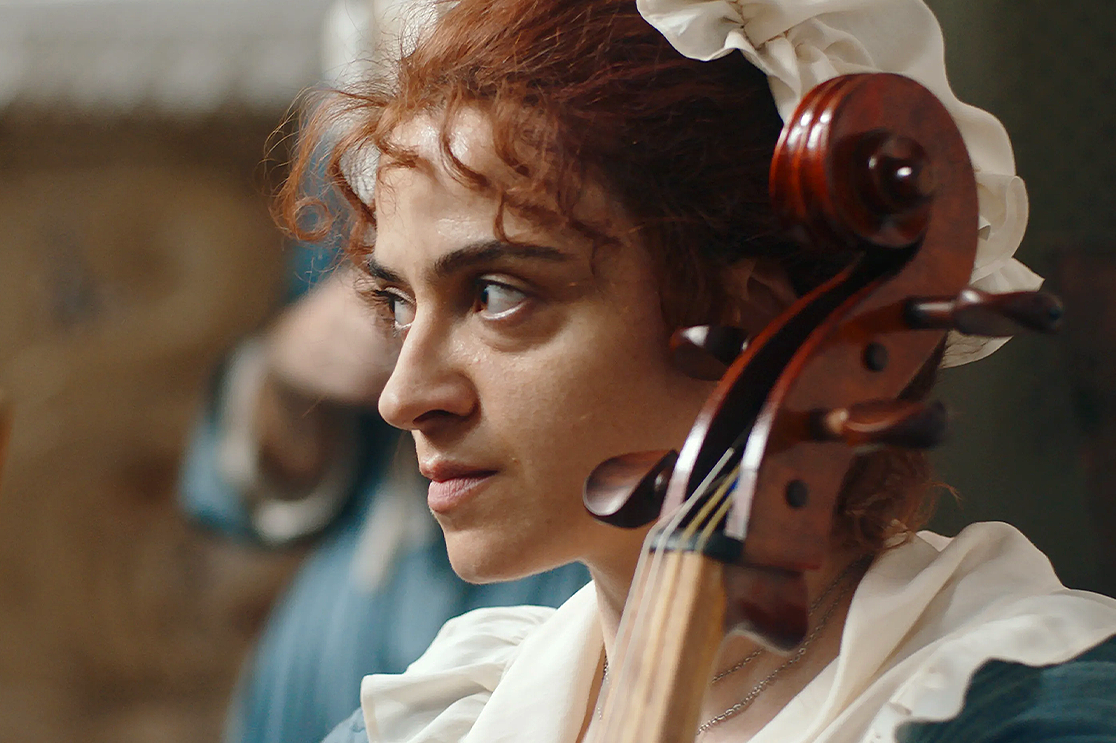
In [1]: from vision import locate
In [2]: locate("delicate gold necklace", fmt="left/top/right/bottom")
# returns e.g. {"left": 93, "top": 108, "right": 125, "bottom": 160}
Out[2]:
{"left": 596, "top": 557, "right": 867, "bottom": 736}
{"left": 696, "top": 556, "right": 868, "bottom": 736}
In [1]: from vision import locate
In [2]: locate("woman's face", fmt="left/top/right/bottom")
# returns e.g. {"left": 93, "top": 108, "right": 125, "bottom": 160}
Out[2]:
{"left": 372, "top": 112, "right": 716, "bottom": 584}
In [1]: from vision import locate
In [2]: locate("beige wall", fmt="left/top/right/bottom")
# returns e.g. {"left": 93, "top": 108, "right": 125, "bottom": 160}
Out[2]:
{"left": 0, "top": 111, "right": 298, "bottom": 743}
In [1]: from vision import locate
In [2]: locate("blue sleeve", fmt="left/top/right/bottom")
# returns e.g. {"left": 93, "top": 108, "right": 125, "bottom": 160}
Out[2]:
{"left": 177, "top": 369, "right": 255, "bottom": 537}
{"left": 178, "top": 378, "right": 398, "bottom": 543}
{"left": 898, "top": 635, "right": 1116, "bottom": 743}
{"left": 320, "top": 708, "right": 367, "bottom": 743}
{"left": 177, "top": 193, "right": 349, "bottom": 539}
{"left": 177, "top": 346, "right": 271, "bottom": 537}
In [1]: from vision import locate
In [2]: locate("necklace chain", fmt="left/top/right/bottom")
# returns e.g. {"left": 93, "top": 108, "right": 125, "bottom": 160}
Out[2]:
{"left": 707, "top": 555, "right": 865, "bottom": 685}
{"left": 596, "top": 557, "right": 868, "bottom": 738}
{"left": 696, "top": 557, "right": 861, "bottom": 731}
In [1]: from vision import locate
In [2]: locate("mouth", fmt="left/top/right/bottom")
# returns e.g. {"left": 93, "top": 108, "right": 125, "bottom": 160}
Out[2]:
{"left": 422, "top": 462, "right": 498, "bottom": 514}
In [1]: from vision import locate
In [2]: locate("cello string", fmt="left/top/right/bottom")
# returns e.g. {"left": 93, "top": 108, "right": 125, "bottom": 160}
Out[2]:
{"left": 680, "top": 462, "right": 739, "bottom": 543}
{"left": 599, "top": 488, "right": 704, "bottom": 736}
{"left": 607, "top": 441, "right": 736, "bottom": 673}
{"left": 697, "top": 484, "right": 737, "bottom": 547}
{"left": 598, "top": 449, "right": 741, "bottom": 739}
{"left": 609, "top": 446, "right": 734, "bottom": 666}
{"left": 608, "top": 445, "right": 737, "bottom": 680}
{"left": 597, "top": 487, "right": 706, "bottom": 736}
{"left": 606, "top": 470, "right": 737, "bottom": 741}
{"left": 607, "top": 472, "right": 734, "bottom": 741}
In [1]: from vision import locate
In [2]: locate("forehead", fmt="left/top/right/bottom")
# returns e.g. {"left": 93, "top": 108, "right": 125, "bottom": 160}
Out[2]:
{"left": 372, "top": 109, "right": 631, "bottom": 262}
{"left": 371, "top": 114, "right": 510, "bottom": 267}
{"left": 374, "top": 110, "right": 500, "bottom": 212}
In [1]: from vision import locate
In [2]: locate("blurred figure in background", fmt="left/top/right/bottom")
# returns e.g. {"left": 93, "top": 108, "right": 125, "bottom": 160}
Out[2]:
{"left": 178, "top": 3, "right": 588, "bottom": 742}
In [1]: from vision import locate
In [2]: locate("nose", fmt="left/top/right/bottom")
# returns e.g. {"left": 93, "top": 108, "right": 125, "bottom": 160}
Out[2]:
{"left": 378, "top": 314, "right": 477, "bottom": 433}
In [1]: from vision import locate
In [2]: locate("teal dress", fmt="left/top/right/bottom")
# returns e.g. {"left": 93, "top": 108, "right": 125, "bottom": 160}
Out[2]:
{"left": 899, "top": 635, "right": 1116, "bottom": 743}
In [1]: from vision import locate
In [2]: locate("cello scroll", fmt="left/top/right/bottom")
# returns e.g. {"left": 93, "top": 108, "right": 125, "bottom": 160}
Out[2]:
{"left": 586, "top": 72, "right": 1061, "bottom": 743}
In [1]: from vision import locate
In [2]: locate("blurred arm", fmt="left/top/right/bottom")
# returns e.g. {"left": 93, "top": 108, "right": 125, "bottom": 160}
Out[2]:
{"left": 180, "top": 268, "right": 397, "bottom": 545}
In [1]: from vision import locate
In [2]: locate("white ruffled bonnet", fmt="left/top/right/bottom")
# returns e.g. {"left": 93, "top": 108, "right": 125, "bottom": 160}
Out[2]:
{"left": 637, "top": 0, "right": 1042, "bottom": 366}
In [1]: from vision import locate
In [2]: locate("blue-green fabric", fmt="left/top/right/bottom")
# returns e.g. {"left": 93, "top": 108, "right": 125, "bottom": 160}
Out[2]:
{"left": 321, "top": 708, "right": 367, "bottom": 743}
{"left": 899, "top": 634, "right": 1116, "bottom": 743}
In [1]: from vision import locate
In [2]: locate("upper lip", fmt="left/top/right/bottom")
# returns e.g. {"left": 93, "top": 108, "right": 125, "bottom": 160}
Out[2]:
{"left": 420, "top": 460, "right": 497, "bottom": 483}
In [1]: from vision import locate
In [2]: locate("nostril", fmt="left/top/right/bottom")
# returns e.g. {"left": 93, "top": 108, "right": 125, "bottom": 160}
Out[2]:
{"left": 414, "top": 408, "right": 468, "bottom": 428}
{"left": 376, "top": 334, "right": 477, "bottom": 429}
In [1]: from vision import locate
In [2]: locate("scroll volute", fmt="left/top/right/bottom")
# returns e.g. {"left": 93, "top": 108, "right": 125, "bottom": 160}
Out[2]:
{"left": 733, "top": 74, "right": 977, "bottom": 568}
{"left": 661, "top": 74, "right": 980, "bottom": 647}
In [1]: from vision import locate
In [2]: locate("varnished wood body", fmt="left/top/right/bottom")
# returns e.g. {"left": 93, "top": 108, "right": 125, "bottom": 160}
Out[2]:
{"left": 666, "top": 73, "right": 977, "bottom": 575}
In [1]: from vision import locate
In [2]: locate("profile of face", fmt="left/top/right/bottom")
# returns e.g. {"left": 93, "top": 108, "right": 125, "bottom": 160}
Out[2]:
{"left": 370, "top": 111, "right": 719, "bottom": 585}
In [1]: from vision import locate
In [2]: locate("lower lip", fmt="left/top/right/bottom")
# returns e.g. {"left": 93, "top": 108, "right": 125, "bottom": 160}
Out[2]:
{"left": 427, "top": 473, "right": 496, "bottom": 513}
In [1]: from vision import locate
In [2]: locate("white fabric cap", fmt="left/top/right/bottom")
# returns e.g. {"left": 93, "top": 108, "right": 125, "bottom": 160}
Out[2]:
{"left": 330, "top": 0, "right": 445, "bottom": 206}
{"left": 636, "top": 0, "right": 1043, "bottom": 367}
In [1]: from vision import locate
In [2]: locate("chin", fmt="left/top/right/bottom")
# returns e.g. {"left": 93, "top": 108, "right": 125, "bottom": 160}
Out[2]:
{"left": 442, "top": 524, "right": 564, "bottom": 585}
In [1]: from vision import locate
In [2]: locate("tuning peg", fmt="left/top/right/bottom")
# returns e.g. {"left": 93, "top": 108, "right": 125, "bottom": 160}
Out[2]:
{"left": 811, "top": 399, "right": 948, "bottom": 451}
{"left": 861, "top": 133, "right": 936, "bottom": 214}
{"left": 905, "top": 287, "right": 1063, "bottom": 337}
{"left": 583, "top": 450, "right": 677, "bottom": 528}
{"left": 670, "top": 325, "right": 750, "bottom": 381}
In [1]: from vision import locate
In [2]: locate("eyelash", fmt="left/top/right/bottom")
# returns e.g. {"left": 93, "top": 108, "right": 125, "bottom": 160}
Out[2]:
{"left": 473, "top": 279, "right": 529, "bottom": 318}
{"left": 366, "top": 288, "right": 414, "bottom": 334}
{"left": 366, "top": 278, "right": 531, "bottom": 333}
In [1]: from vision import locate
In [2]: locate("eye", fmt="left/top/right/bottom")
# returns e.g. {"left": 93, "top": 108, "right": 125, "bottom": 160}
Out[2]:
{"left": 475, "top": 280, "right": 528, "bottom": 318}
{"left": 369, "top": 289, "right": 416, "bottom": 331}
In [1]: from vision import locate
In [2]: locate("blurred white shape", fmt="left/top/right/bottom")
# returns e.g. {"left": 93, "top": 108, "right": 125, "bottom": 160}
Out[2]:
{"left": 321, "top": 0, "right": 372, "bottom": 85}
{"left": 0, "top": 0, "right": 337, "bottom": 114}
{"left": 0, "top": 31, "right": 30, "bottom": 107}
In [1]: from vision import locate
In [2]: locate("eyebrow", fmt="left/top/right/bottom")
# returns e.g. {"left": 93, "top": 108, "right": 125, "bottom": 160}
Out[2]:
{"left": 366, "top": 239, "right": 574, "bottom": 284}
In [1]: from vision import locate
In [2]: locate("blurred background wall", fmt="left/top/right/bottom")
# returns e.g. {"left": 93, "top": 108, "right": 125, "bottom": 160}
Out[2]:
{"left": 0, "top": 1, "right": 1112, "bottom": 742}
{"left": 926, "top": 0, "right": 1116, "bottom": 595}
{"left": 0, "top": 2, "right": 330, "bottom": 741}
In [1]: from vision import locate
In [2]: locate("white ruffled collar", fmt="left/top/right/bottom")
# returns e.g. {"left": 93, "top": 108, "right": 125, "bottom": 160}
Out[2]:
{"left": 359, "top": 523, "right": 1116, "bottom": 743}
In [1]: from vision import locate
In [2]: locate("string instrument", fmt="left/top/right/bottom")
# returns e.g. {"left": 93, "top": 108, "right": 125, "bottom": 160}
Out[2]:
{"left": 583, "top": 73, "right": 1063, "bottom": 742}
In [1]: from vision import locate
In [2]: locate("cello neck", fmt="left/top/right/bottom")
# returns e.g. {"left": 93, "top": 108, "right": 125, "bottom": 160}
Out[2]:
{"left": 592, "top": 551, "right": 726, "bottom": 743}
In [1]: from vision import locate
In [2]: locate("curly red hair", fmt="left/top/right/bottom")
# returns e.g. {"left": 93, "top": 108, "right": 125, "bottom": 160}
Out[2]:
{"left": 276, "top": 0, "right": 941, "bottom": 553}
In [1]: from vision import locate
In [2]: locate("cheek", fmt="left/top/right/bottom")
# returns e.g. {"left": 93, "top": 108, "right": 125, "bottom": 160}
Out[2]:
{"left": 478, "top": 322, "right": 712, "bottom": 488}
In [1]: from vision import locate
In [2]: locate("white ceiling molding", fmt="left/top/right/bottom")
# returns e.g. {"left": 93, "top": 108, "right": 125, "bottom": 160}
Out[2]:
{"left": 0, "top": 0, "right": 338, "bottom": 114}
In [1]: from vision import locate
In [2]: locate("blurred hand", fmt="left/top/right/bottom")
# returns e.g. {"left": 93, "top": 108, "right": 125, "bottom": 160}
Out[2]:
{"left": 249, "top": 268, "right": 398, "bottom": 490}
{"left": 266, "top": 267, "right": 398, "bottom": 408}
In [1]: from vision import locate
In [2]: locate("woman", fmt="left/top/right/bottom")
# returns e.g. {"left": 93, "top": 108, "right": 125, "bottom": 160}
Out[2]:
{"left": 280, "top": 0, "right": 1116, "bottom": 740}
